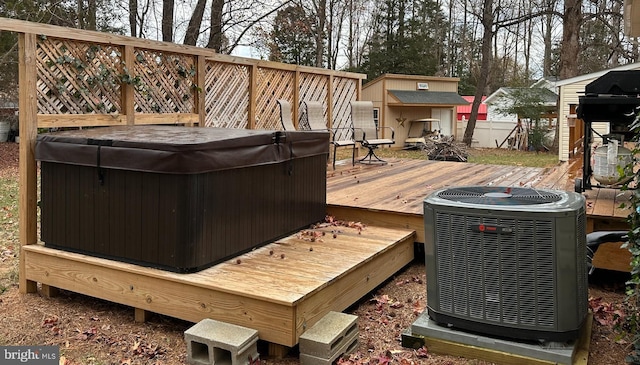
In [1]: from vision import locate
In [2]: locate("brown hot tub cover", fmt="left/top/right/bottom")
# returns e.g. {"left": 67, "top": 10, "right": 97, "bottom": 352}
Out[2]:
{"left": 36, "top": 126, "right": 329, "bottom": 272}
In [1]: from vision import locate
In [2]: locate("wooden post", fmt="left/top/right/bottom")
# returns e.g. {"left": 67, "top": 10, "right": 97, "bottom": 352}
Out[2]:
{"left": 293, "top": 70, "right": 300, "bottom": 129}
{"left": 248, "top": 64, "right": 257, "bottom": 129}
{"left": 327, "top": 75, "right": 334, "bottom": 130}
{"left": 122, "top": 45, "right": 135, "bottom": 125}
{"left": 41, "top": 284, "right": 60, "bottom": 298}
{"left": 134, "top": 308, "right": 152, "bottom": 323}
{"left": 18, "top": 32, "right": 38, "bottom": 294}
{"left": 195, "top": 55, "right": 206, "bottom": 127}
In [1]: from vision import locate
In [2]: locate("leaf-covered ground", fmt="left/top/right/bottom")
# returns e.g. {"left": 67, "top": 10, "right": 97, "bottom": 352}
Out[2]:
{"left": 0, "top": 142, "right": 632, "bottom": 364}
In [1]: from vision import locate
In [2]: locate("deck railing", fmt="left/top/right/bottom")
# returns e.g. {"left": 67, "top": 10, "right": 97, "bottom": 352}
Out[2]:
{"left": 0, "top": 17, "right": 366, "bottom": 292}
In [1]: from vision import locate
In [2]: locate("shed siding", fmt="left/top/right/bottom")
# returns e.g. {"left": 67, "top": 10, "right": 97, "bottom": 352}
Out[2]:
{"left": 361, "top": 74, "right": 462, "bottom": 147}
{"left": 557, "top": 63, "right": 640, "bottom": 162}
{"left": 559, "top": 82, "right": 611, "bottom": 161}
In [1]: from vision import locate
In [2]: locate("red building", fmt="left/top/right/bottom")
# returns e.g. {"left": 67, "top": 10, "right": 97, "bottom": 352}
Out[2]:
{"left": 457, "top": 96, "right": 487, "bottom": 121}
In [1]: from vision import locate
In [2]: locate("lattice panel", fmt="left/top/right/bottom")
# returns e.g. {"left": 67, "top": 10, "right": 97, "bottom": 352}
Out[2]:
{"left": 204, "top": 61, "right": 250, "bottom": 128}
{"left": 133, "top": 49, "right": 196, "bottom": 113}
{"left": 298, "top": 72, "right": 328, "bottom": 130}
{"left": 255, "top": 68, "right": 295, "bottom": 130}
{"left": 332, "top": 76, "right": 358, "bottom": 140}
{"left": 36, "top": 37, "right": 123, "bottom": 114}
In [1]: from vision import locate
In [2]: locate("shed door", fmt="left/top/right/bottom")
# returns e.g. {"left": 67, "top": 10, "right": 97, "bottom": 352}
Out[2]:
{"left": 432, "top": 108, "right": 453, "bottom": 136}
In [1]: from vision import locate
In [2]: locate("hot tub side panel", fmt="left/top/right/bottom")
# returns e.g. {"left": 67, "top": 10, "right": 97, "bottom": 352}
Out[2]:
{"left": 40, "top": 153, "right": 327, "bottom": 272}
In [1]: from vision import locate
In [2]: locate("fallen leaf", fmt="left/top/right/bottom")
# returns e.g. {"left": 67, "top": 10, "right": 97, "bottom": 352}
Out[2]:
{"left": 414, "top": 346, "right": 429, "bottom": 358}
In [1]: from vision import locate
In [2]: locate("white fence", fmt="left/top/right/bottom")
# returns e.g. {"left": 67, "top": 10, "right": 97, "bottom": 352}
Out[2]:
{"left": 456, "top": 120, "right": 518, "bottom": 148}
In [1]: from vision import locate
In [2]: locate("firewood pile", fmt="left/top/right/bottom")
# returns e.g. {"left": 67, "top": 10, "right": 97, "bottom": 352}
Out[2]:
{"left": 420, "top": 135, "right": 468, "bottom": 162}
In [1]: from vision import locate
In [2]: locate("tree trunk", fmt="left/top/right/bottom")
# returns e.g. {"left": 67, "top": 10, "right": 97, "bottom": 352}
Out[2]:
{"left": 87, "top": 0, "right": 96, "bottom": 30}
{"left": 542, "top": 2, "right": 553, "bottom": 77}
{"left": 184, "top": 0, "right": 207, "bottom": 46}
{"left": 162, "top": 0, "right": 174, "bottom": 42}
{"left": 559, "top": 0, "right": 581, "bottom": 79}
{"left": 77, "top": 0, "right": 85, "bottom": 29}
{"left": 347, "top": 0, "right": 354, "bottom": 68}
{"left": 315, "top": 0, "right": 327, "bottom": 67}
{"left": 129, "top": 0, "right": 137, "bottom": 37}
{"left": 206, "top": 0, "right": 224, "bottom": 51}
{"left": 463, "top": 0, "right": 493, "bottom": 146}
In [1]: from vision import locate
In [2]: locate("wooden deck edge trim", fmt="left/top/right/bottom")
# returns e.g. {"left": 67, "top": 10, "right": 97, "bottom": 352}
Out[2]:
{"left": 292, "top": 228, "right": 417, "bottom": 303}
{"left": 572, "top": 313, "right": 593, "bottom": 365}
{"left": 327, "top": 204, "right": 425, "bottom": 243}
{"left": 22, "top": 245, "right": 296, "bottom": 345}
{"left": 422, "top": 314, "right": 592, "bottom": 365}
{"left": 22, "top": 244, "right": 243, "bottom": 294}
{"left": 294, "top": 233, "right": 415, "bottom": 340}
{"left": 423, "top": 337, "right": 557, "bottom": 365}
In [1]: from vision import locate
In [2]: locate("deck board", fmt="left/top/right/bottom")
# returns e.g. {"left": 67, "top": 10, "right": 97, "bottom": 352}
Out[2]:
{"left": 327, "top": 158, "right": 631, "bottom": 240}
{"left": 24, "top": 224, "right": 415, "bottom": 346}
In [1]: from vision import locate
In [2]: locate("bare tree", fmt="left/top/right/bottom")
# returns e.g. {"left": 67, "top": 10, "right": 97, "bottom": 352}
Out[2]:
{"left": 558, "top": 0, "right": 581, "bottom": 79}
{"left": 184, "top": 0, "right": 207, "bottom": 45}
{"left": 313, "top": 0, "right": 327, "bottom": 67}
{"left": 162, "top": 0, "right": 174, "bottom": 42}
{"left": 206, "top": 0, "right": 224, "bottom": 51}
{"left": 541, "top": 0, "right": 556, "bottom": 76}
{"left": 463, "top": 0, "right": 493, "bottom": 145}
{"left": 129, "top": 0, "right": 138, "bottom": 37}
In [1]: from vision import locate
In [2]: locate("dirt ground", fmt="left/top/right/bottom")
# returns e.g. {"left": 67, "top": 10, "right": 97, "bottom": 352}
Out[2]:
{"left": 0, "top": 142, "right": 633, "bottom": 365}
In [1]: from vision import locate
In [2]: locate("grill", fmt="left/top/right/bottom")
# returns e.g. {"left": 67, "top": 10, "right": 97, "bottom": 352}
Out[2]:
{"left": 576, "top": 70, "right": 640, "bottom": 191}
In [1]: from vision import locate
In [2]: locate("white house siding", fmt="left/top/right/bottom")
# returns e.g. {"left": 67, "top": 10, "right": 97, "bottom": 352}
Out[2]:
{"left": 556, "top": 63, "right": 640, "bottom": 162}
{"left": 485, "top": 96, "right": 519, "bottom": 123}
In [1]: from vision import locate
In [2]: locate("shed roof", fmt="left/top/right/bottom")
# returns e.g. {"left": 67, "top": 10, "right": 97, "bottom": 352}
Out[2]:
{"left": 484, "top": 87, "right": 557, "bottom": 105}
{"left": 458, "top": 96, "right": 487, "bottom": 114}
{"left": 555, "top": 62, "right": 640, "bottom": 86}
{"left": 387, "top": 90, "right": 469, "bottom": 106}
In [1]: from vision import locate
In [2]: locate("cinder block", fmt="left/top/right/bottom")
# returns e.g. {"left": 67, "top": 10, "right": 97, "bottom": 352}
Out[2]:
{"left": 299, "top": 311, "right": 358, "bottom": 360}
{"left": 300, "top": 336, "right": 358, "bottom": 365}
{"left": 185, "top": 319, "right": 259, "bottom": 365}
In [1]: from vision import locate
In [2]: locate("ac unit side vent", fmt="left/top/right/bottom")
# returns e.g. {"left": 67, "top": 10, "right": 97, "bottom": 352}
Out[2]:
{"left": 576, "top": 210, "right": 588, "bottom": 322}
{"left": 434, "top": 212, "right": 557, "bottom": 329}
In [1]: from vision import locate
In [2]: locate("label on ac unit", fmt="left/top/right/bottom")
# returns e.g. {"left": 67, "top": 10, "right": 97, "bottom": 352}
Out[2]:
{"left": 470, "top": 224, "right": 514, "bottom": 234}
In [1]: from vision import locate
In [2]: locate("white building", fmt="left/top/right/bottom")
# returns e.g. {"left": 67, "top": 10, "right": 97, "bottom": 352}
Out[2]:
{"left": 555, "top": 62, "right": 640, "bottom": 162}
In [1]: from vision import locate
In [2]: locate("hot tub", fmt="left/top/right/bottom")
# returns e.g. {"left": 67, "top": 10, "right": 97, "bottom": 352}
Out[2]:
{"left": 36, "top": 126, "right": 329, "bottom": 272}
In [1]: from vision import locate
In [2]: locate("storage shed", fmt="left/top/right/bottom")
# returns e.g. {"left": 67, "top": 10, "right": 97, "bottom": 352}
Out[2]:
{"left": 361, "top": 74, "right": 468, "bottom": 148}
{"left": 556, "top": 62, "right": 640, "bottom": 162}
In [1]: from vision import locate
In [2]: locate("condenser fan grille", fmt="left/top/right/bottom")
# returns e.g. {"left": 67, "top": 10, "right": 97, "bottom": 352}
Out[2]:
{"left": 437, "top": 186, "right": 562, "bottom": 206}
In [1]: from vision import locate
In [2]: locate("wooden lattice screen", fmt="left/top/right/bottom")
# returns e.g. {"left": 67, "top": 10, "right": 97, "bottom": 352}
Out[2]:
{"left": 4, "top": 18, "right": 365, "bottom": 131}
{"left": 36, "top": 37, "right": 124, "bottom": 115}
{"left": 204, "top": 61, "right": 250, "bottom": 129}
{"left": 298, "top": 72, "right": 329, "bottom": 130}
{"left": 332, "top": 76, "right": 360, "bottom": 140}
{"left": 133, "top": 49, "right": 197, "bottom": 114}
{"left": 256, "top": 67, "right": 296, "bottom": 130}
{"left": 0, "top": 18, "right": 366, "bottom": 292}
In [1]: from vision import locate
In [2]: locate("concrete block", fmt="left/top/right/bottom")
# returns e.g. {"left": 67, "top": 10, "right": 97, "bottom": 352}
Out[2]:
{"left": 300, "top": 337, "right": 358, "bottom": 365}
{"left": 299, "top": 311, "right": 358, "bottom": 360}
{"left": 185, "top": 319, "right": 259, "bottom": 365}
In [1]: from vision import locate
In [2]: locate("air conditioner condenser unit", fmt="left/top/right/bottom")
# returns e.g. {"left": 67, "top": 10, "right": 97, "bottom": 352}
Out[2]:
{"left": 424, "top": 186, "right": 588, "bottom": 342}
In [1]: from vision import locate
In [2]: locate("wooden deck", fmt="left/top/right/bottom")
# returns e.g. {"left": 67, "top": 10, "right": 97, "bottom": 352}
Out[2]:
{"left": 24, "top": 224, "right": 414, "bottom": 348}
{"left": 22, "top": 157, "right": 631, "bottom": 352}
{"left": 326, "top": 158, "right": 632, "bottom": 271}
